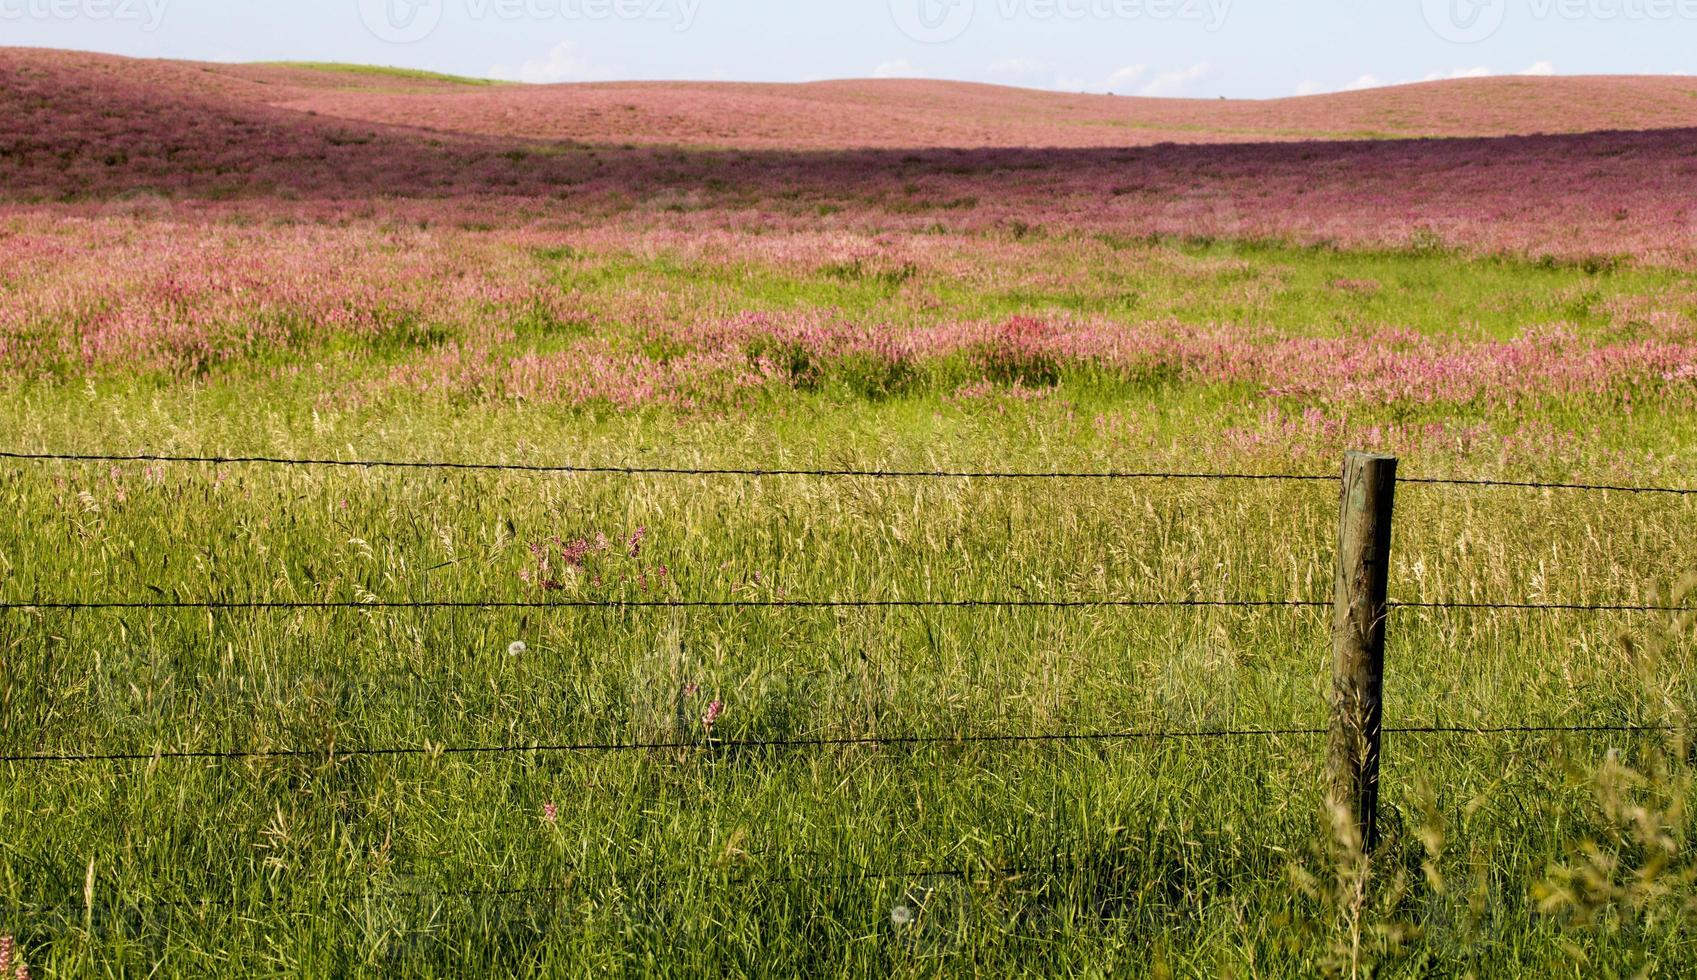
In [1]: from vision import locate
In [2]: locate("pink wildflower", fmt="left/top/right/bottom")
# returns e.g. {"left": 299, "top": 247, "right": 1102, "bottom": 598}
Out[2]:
{"left": 1, "top": 936, "right": 22, "bottom": 980}
{"left": 542, "top": 802, "right": 558, "bottom": 824}
{"left": 560, "top": 537, "right": 592, "bottom": 567}
{"left": 702, "top": 699, "right": 724, "bottom": 732}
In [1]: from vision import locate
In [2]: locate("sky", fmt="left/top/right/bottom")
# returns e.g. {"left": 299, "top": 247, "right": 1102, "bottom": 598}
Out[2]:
{"left": 1, "top": 0, "right": 1693, "bottom": 97}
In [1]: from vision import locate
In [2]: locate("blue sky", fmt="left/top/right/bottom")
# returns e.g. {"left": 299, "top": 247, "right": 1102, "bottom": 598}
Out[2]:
{"left": 3, "top": 0, "right": 1693, "bottom": 97}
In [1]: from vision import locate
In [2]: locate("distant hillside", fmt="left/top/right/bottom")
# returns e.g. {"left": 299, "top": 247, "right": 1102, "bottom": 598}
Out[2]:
{"left": 256, "top": 71, "right": 1697, "bottom": 149}
{"left": 7, "top": 48, "right": 1697, "bottom": 152}
{"left": 3, "top": 48, "right": 1694, "bottom": 263}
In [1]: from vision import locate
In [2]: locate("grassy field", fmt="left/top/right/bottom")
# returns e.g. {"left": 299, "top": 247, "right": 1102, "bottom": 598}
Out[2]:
{"left": 4, "top": 240, "right": 1696, "bottom": 976}
{"left": 3, "top": 51, "right": 1697, "bottom": 977}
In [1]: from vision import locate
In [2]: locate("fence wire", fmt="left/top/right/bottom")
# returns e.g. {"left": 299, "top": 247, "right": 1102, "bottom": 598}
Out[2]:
{"left": 6, "top": 449, "right": 1695, "bottom": 494}
{"left": 0, "top": 598, "right": 1686, "bottom": 614}
{"left": 3, "top": 724, "right": 1676, "bottom": 767}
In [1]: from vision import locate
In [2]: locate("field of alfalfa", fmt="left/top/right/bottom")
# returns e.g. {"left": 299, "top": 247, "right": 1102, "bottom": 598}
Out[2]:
{"left": 3, "top": 49, "right": 1697, "bottom": 975}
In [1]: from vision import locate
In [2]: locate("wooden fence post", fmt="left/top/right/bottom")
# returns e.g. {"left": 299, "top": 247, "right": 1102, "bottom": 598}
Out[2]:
{"left": 1329, "top": 451, "right": 1397, "bottom": 853}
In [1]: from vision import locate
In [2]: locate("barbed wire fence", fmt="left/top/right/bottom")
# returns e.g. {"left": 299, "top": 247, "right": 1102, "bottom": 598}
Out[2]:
{"left": 0, "top": 447, "right": 1692, "bottom": 916}
{"left": 3, "top": 449, "right": 1695, "bottom": 493}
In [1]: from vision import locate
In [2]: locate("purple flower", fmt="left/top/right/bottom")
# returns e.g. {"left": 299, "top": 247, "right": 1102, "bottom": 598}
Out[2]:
{"left": 560, "top": 538, "right": 592, "bottom": 567}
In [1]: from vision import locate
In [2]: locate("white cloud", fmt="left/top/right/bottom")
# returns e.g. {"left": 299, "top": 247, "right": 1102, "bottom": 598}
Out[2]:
{"left": 1417, "top": 63, "right": 1554, "bottom": 83}
{"left": 980, "top": 59, "right": 1141, "bottom": 93}
{"left": 1422, "top": 66, "right": 1493, "bottom": 82}
{"left": 875, "top": 56, "right": 1561, "bottom": 98}
{"left": 1101, "top": 64, "right": 1148, "bottom": 93}
{"left": 1137, "top": 62, "right": 1214, "bottom": 98}
{"left": 489, "top": 41, "right": 613, "bottom": 84}
{"left": 872, "top": 59, "right": 925, "bottom": 79}
{"left": 1303, "top": 62, "right": 1561, "bottom": 96}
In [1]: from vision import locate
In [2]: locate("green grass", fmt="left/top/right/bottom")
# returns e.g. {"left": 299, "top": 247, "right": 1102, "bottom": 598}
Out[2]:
{"left": 2, "top": 389, "right": 1695, "bottom": 975}
{"left": 530, "top": 238, "right": 1684, "bottom": 347}
{"left": 2, "top": 235, "right": 1696, "bottom": 975}
{"left": 258, "top": 62, "right": 505, "bottom": 86}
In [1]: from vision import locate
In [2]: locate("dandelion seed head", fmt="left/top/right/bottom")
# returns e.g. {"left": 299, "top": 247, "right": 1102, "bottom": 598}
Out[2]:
{"left": 891, "top": 905, "right": 914, "bottom": 926}
{"left": 508, "top": 641, "right": 527, "bottom": 656}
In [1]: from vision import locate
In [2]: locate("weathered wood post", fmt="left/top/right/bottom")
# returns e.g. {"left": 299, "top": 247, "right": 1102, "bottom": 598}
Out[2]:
{"left": 1329, "top": 451, "right": 1397, "bottom": 853}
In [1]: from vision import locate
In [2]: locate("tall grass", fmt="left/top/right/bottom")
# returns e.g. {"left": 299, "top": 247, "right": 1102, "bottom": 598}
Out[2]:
{"left": 0, "top": 392, "right": 1692, "bottom": 974}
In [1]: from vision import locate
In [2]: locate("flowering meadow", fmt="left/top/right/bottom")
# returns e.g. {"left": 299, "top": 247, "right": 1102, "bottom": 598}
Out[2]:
{"left": 2, "top": 49, "right": 1697, "bottom": 976}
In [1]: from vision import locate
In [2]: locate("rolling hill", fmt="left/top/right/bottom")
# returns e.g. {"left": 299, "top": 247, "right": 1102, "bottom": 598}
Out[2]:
{"left": 12, "top": 48, "right": 1697, "bottom": 150}
{"left": 2, "top": 48, "right": 1694, "bottom": 262}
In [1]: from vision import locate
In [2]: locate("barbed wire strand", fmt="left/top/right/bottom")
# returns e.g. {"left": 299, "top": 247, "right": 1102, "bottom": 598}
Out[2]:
{"left": 0, "top": 727, "right": 1329, "bottom": 765}
{"left": 1402, "top": 475, "right": 1697, "bottom": 495}
{"left": 0, "top": 598, "right": 1686, "bottom": 614}
{"left": 0, "top": 598, "right": 1329, "bottom": 612}
{"left": 0, "top": 451, "right": 1332, "bottom": 483}
{"left": 0, "top": 727, "right": 1671, "bottom": 917}
{"left": 1388, "top": 724, "right": 1676, "bottom": 736}
{"left": 5, "top": 724, "right": 1677, "bottom": 767}
{"left": 1389, "top": 601, "right": 1690, "bottom": 613}
{"left": 6, "top": 449, "right": 1695, "bottom": 495}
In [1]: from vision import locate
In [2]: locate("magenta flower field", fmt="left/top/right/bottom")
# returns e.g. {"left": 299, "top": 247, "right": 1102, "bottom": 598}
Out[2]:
{"left": 3, "top": 50, "right": 1697, "bottom": 437}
